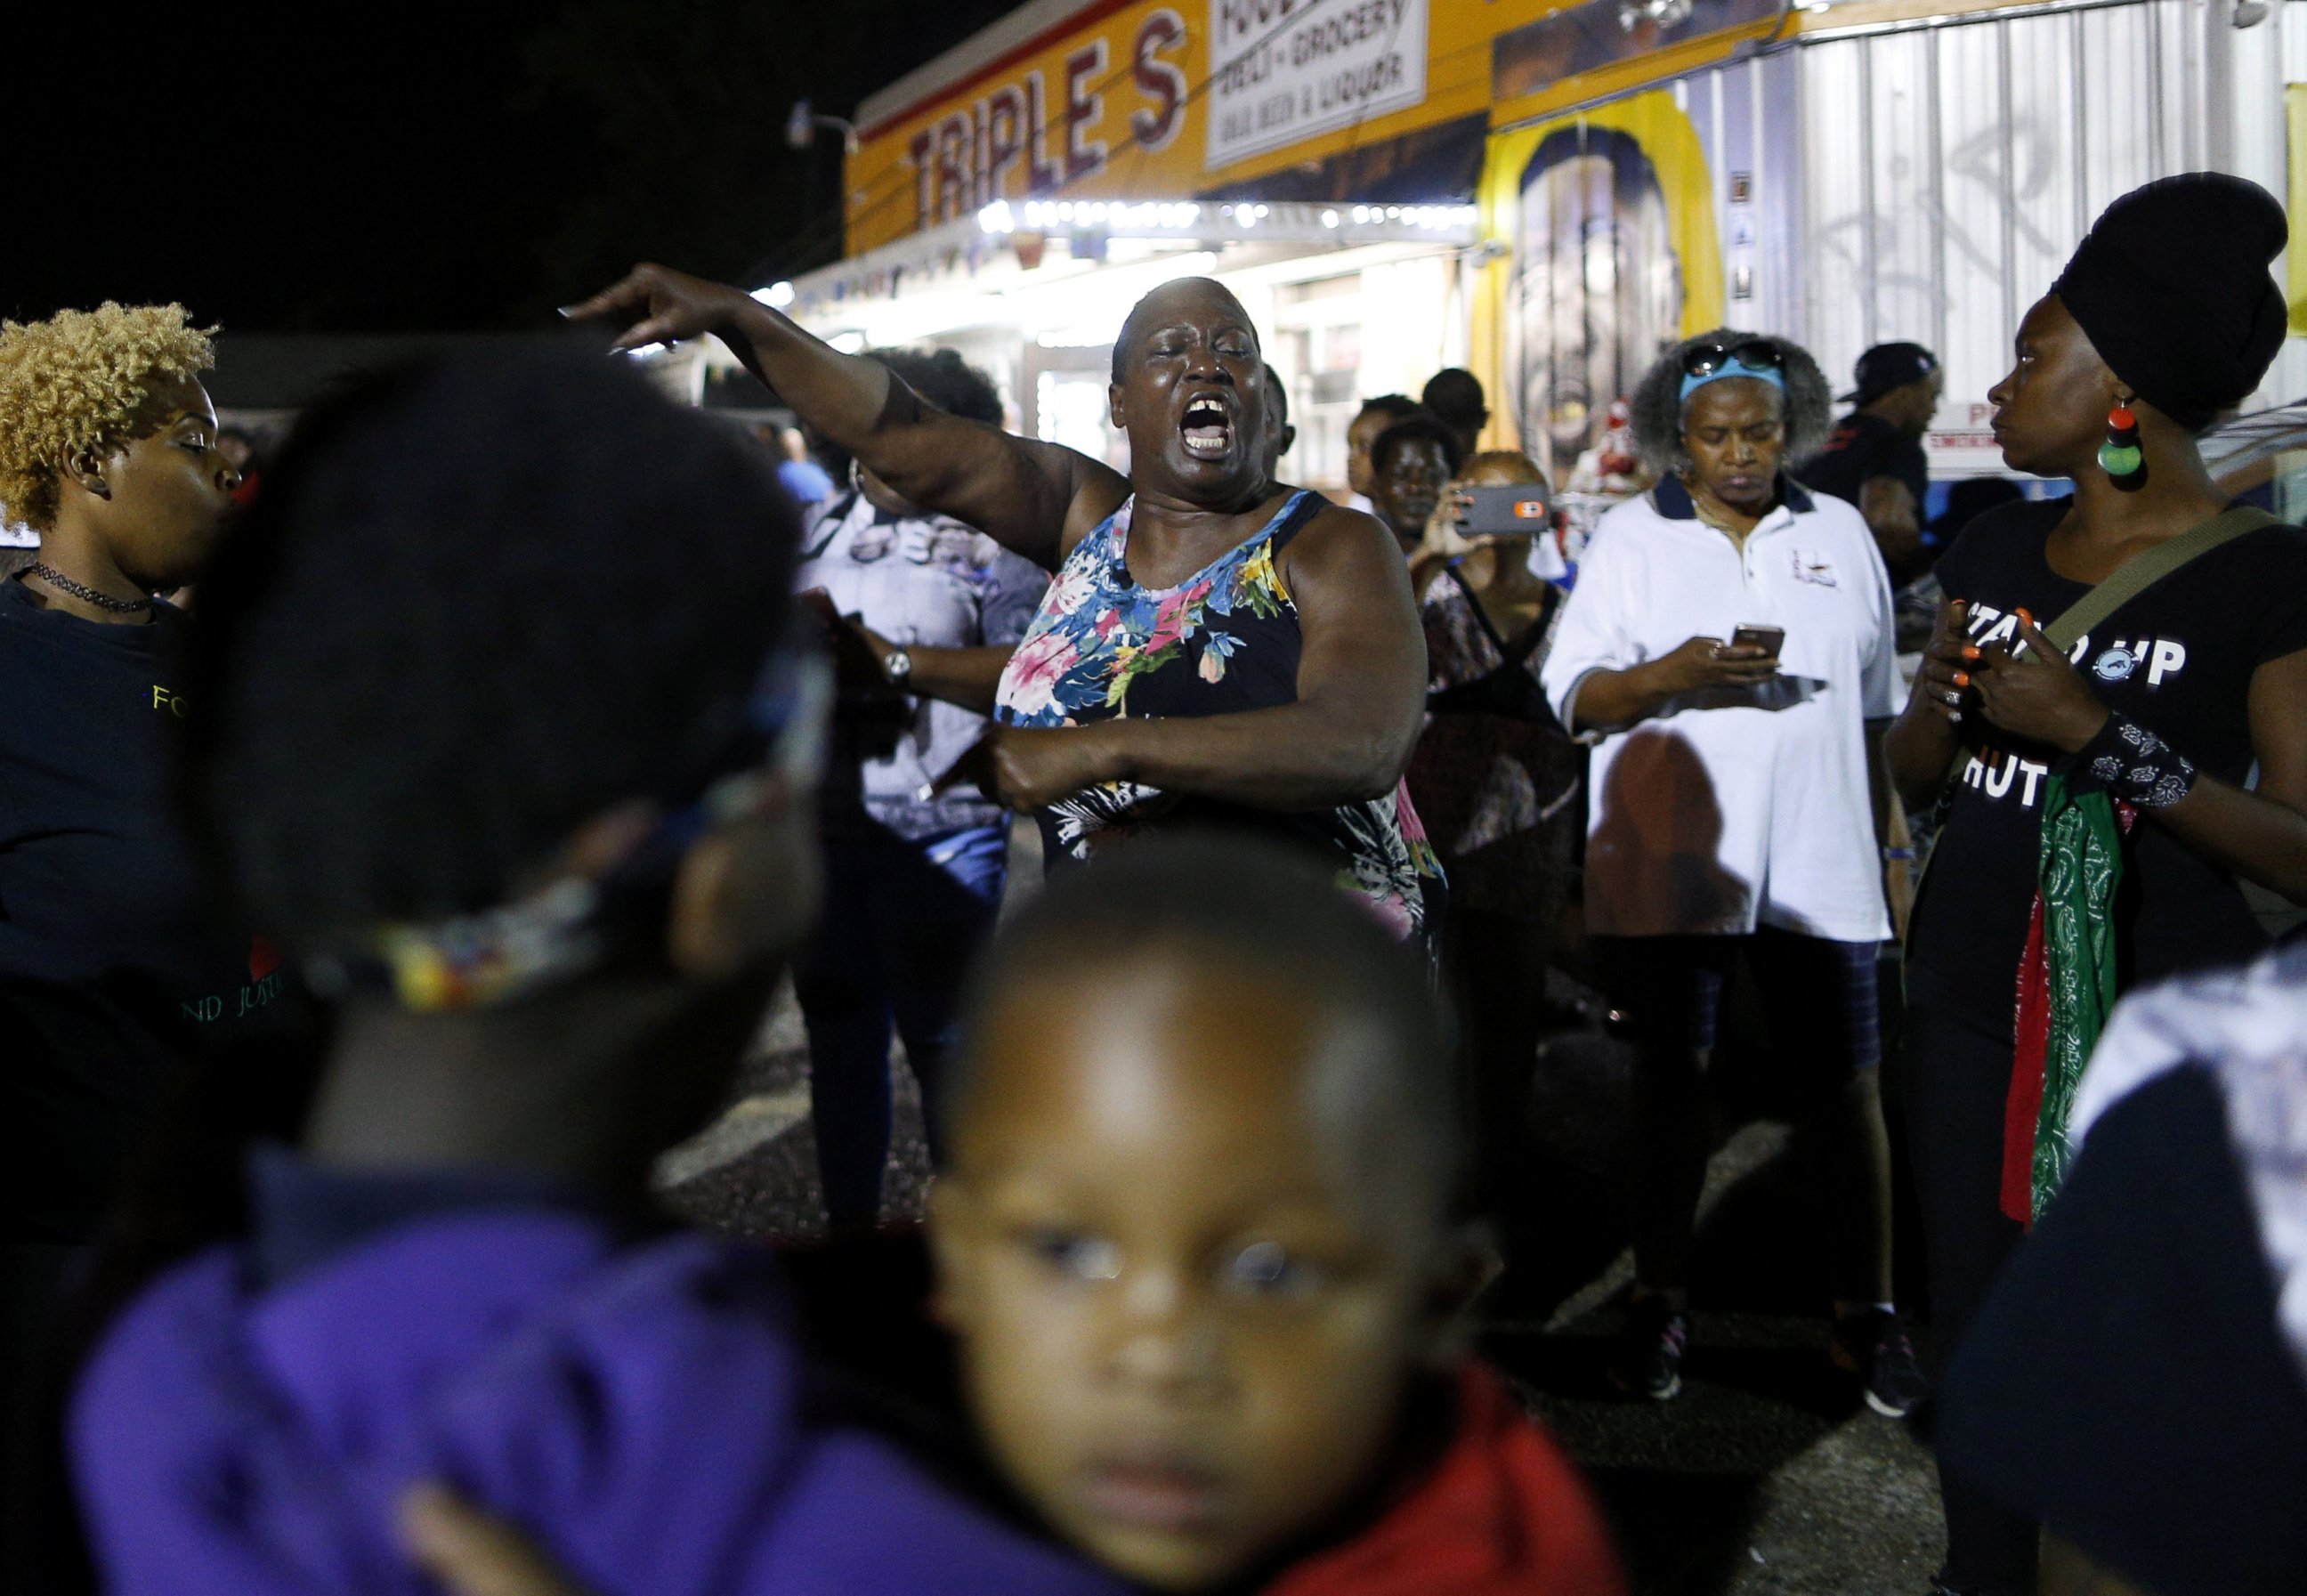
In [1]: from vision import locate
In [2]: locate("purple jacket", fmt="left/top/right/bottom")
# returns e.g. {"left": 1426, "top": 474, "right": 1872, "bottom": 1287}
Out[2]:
{"left": 72, "top": 1211, "right": 1121, "bottom": 1595}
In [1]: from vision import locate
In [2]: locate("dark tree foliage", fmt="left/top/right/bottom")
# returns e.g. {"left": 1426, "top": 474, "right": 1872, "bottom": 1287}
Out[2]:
{"left": 4, "top": 0, "right": 1016, "bottom": 332}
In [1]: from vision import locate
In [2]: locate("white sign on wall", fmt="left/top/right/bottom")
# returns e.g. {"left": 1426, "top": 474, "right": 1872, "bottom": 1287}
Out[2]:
{"left": 1206, "top": 0, "right": 1429, "bottom": 171}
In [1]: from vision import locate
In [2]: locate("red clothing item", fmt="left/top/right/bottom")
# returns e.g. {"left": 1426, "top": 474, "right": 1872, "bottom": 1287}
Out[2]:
{"left": 1265, "top": 1364, "right": 1627, "bottom": 1596}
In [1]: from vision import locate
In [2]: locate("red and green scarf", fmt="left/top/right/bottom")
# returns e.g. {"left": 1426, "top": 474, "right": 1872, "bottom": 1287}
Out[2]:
{"left": 2003, "top": 774, "right": 2136, "bottom": 1225}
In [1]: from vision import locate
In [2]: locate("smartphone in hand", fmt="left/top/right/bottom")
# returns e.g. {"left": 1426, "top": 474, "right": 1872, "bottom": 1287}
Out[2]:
{"left": 1730, "top": 623, "right": 1785, "bottom": 660}
{"left": 1458, "top": 483, "right": 1553, "bottom": 539}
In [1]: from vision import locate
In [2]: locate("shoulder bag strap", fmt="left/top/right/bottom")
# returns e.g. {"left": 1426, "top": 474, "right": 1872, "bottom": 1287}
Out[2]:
{"left": 2040, "top": 504, "right": 2279, "bottom": 652}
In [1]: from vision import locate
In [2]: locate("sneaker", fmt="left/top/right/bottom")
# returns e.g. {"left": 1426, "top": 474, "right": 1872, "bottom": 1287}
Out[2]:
{"left": 1833, "top": 1308, "right": 1930, "bottom": 1418}
{"left": 1607, "top": 1295, "right": 1688, "bottom": 1400}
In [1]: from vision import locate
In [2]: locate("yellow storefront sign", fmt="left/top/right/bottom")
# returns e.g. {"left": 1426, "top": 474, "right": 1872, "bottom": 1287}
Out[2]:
{"left": 844, "top": 0, "right": 1785, "bottom": 254}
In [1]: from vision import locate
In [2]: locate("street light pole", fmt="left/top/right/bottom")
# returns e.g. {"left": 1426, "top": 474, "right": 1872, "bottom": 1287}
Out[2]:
{"left": 786, "top": 99, "right": 861, "bottom": 157}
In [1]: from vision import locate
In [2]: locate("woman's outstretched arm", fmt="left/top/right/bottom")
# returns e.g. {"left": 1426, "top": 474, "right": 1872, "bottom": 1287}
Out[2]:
{"left": 565, "top": 263, "right": 1128, "bottom": 568}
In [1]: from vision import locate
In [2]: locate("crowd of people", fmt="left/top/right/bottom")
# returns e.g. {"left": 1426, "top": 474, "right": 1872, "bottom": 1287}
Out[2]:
{"left": 1, "top": 170, "right": 2303, "bottom": 1596}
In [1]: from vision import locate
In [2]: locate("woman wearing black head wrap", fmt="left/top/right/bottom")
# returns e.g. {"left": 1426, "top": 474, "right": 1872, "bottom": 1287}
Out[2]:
{"left": 1884, "top": 174, "right": 2307, "bottom": 1596}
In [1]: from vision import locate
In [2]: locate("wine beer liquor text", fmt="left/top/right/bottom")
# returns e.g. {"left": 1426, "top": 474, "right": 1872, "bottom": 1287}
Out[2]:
{"left": 1209, "top": 0, "right": 1429, "bottom": 167}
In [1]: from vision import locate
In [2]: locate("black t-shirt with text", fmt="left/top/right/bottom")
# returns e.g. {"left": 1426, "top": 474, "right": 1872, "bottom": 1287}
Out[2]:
{"left": 0, "top": 576, "right": 286, "bottom": 1040}
{"left": 1799, "top": 411, "right": 1929, "bottom": 515}
{"left": 1906, "top": 500, "right": 2307, "bottom": 1033}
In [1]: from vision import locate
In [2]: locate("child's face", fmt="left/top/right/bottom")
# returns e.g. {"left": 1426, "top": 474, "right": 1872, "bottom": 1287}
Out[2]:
{"left": 930, "top": 953, "right": 1461, "bottom": 1592}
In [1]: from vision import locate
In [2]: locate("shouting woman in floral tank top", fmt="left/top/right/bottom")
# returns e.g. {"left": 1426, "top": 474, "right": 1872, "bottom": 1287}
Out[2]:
{"left": 571, "top": 267, "right": 1442, "bottom": 944}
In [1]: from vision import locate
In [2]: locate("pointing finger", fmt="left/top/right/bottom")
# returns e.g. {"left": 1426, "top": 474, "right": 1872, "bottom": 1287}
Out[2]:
{"left": 556, "top": 271, "right": 650, "bottom": 325}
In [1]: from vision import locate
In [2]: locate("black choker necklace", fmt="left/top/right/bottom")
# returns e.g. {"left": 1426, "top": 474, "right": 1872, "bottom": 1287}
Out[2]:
{"left": 26, "top": 563, "right": 152, "bottom": 614}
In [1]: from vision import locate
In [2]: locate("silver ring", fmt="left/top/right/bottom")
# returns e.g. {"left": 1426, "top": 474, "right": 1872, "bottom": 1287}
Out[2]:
{"left": 1943, "top": 689, "right": 1962, "bottom": 706}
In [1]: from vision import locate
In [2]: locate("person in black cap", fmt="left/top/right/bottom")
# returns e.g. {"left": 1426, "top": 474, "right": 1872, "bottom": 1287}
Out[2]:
{"left": 1799, "top": 342, "right": 1942, "bottom": 586}
{"left": 1884, "top": 173, "right": 2307, "bottom": 1596}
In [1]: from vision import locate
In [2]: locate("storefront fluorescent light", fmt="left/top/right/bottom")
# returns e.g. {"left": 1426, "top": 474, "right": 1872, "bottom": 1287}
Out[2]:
{"left": 1347, "top": 204, "right": 1477, "bottom": 230}
{"left": 1015, "top": 251, "right": 1218, "bottom": 345}
{"left": 980, "top": 199, "right": 1205, "bottom": 234}
{"left": 807, "top": 250, "right": 1214, "bottom": 351}
{"left": 975, "top": 199, "right": 1475, "bottom": 239}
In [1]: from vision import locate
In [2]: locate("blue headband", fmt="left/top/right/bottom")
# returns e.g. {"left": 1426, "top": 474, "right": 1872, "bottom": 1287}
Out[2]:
{"left": 1680, "top": 358, "right": 1786, "bottom": 405}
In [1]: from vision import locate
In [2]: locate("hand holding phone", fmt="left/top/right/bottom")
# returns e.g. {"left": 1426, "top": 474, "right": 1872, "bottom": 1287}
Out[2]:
{"left": 1457, "top": 483, "right": 1553, "bottom": 539}
{"left": 1730, "top": 623, "right": 1785, "bottom": 661}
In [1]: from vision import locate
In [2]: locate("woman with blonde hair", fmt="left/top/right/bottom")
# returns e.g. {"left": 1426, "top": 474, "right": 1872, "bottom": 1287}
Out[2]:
{"left": 0, "top": 301, "right": 271, "bottom": 1582}
{"left": 0, "top": 303, "right": 258, "bottom": 1028}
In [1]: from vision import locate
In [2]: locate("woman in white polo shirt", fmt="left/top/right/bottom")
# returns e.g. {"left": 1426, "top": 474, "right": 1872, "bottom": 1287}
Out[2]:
{"left": 1541, "top": 332, "right": 1917, "bottom": 1414}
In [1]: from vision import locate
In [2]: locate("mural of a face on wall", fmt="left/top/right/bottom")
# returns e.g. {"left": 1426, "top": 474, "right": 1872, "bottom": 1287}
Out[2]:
{"left": 1512, "top": 126, "right": 1683, "bottom": 482}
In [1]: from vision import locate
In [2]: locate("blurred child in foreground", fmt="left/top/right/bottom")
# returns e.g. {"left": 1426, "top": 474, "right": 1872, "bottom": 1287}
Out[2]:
{"left": 408, "top": 839, "right": 1627, "bottom": 1596}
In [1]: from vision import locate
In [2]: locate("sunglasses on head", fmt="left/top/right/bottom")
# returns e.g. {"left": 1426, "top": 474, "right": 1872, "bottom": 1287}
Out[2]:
{"left": 1680, "top": 340, "right": 1786, "bottom": 380}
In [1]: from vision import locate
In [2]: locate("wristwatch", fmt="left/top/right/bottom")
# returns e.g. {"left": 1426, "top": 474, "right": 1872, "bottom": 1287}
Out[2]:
{"left": 882, "top": 646, "right": 913, "bottom": 686}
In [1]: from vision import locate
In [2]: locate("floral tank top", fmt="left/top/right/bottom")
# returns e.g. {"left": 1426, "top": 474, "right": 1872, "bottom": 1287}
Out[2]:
{"left": 994, "top": 490, "right": 1445, "bottom": 943}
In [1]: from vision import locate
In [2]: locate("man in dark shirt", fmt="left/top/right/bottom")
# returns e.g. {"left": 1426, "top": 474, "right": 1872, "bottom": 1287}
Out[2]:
{"left": 1800, "top": 342, "right": 1942, "bottom": 586}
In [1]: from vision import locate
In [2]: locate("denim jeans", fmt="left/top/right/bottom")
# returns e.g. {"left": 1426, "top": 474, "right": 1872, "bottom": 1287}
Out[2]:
{"left": 793, "top": 821, "right": 1008, "bottom": 1224}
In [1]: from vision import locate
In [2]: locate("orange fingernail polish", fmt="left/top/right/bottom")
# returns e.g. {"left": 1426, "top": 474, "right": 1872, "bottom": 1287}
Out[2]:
{"left": 1961, "top": 646, "right": 1980, "bottom": 660}
{"left": 2014, "top": 607, "right": 2034, "bottom": 625}
{"left": 1953, "top": 671, "right": 1971, "bottom": 688}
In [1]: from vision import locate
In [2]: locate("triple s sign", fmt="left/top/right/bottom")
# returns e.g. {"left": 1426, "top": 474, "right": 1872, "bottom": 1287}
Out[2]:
{"left": 896, "top": 0, "right": 1431, "bottom": 233}
{"left": 903, "top": 7, "right": 1193, "bottom": 231}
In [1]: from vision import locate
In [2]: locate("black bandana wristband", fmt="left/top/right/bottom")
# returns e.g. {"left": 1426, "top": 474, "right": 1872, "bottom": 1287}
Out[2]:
{"left": 2076, "top": 710, "right": 2198, "bottom": 809}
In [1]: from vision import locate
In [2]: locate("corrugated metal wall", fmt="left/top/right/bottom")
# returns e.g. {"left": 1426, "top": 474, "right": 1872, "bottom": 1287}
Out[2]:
{"left": 1783, "top": 0, "right": 2306, "bottom": 442}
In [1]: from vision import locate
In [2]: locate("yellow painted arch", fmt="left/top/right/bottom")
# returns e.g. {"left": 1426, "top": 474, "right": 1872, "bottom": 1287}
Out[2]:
{"left": 1469, "top": 91, "right": 1725, "bottom": 454}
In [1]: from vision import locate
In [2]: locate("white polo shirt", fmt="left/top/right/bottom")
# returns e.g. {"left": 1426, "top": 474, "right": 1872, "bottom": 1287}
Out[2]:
{"left": 1541, "top": 476, "right": 1897, "bottom": 942}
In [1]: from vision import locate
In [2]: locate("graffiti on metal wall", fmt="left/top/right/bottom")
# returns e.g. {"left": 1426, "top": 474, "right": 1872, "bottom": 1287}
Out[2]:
{"left": 1808, "top": 113, "right": 2066, "bottom": 348}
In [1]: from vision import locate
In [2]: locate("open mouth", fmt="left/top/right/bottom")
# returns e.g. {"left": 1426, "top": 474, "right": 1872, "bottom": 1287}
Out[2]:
{"left": 1180, "top": 397, "right": 1234, "bottom": 461}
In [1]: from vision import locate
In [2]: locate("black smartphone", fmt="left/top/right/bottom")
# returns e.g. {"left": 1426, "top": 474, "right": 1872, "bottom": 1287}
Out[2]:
{"left": 1730, "top": 623, "right": 1785, "bottom": 660}
{"left": 1458, "top": 483, "right": 1552, "bottom": 538}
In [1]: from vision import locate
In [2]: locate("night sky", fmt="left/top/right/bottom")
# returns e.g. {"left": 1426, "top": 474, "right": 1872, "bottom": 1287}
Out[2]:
{"left": 7, "top": 1, "right": 1021, "bottom": 334}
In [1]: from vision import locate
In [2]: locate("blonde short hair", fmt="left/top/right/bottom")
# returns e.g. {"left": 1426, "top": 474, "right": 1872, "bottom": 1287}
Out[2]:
{"left": 0, "top": 303, "right": 217, "bottom": 530}
{"left": 1461, "top": 450, "right": 1547, "bottom": 487}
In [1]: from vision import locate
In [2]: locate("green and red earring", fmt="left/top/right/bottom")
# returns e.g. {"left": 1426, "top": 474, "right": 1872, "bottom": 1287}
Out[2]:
{"left": 2100, "top": 398, "right": 2145, "bottom": 488}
